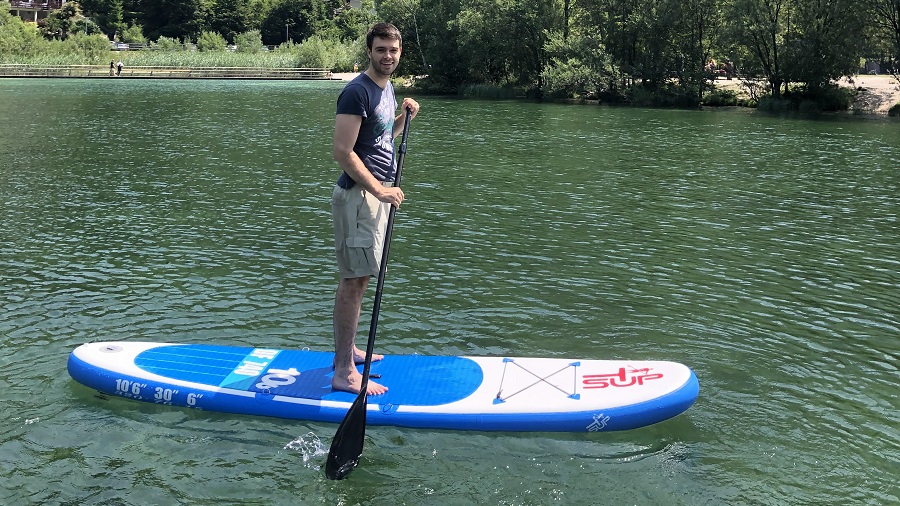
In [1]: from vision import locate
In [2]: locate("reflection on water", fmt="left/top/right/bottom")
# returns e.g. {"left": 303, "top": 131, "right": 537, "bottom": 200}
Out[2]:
{"left": 1, "top": 79, "right": 897, "bottom": 505}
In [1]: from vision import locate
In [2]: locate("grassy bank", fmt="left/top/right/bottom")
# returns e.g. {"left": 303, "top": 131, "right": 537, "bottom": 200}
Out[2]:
{"left": 0, "top": 26, "right": 361, "bottom": 71}
{"left": 4, "top": 46, "right": 356, "bottom": 70}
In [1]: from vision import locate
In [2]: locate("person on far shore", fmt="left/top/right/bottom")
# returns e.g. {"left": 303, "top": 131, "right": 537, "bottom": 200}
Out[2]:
{"left": 109, "top": 61, "right": 115, "bottom": 77}
{"left": 116, "top": 60, "right": 123, "bottom": 76}
{"left": 330, "top": 22, "right": 420, "bottom": 395}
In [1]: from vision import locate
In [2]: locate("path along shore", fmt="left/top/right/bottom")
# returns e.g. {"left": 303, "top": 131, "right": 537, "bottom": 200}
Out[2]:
{"left": 0, "top": 64, "right": 333, "bottom": 80}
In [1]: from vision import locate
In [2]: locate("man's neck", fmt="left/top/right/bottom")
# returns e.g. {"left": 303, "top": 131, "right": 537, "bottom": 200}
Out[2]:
{"left": 364, "top": 68, "right": 389, "bottom": 89}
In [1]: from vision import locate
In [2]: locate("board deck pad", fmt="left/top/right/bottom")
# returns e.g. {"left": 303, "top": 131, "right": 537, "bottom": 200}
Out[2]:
{"left": 68, "top": 342, "right": 699, "bottom": 432}
{"left": 135, "top": 345, "right": 484, "bottom": 405}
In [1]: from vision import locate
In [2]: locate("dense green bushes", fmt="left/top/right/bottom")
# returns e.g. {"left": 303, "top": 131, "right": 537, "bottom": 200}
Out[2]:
{"left": 1, "top": 6, "right": 112, "bottom": 64}
{"left": 0, "top": 0, "right": 362, "bottom": 70}
{"left": 233, "top": 30, "right": 264, "bottom": 53}
{"left": 289, "top": 35, "right": 362, "bottom": 71}
{"left": 196, "top": 31, "right": 227, "bottom": 52}
{"left": 757, "top": 84, "right": 855, "bottom": 113}
{"left": 702, "top": 88, "right": 740, "bottom": 107}
{"left": 1, "top": 3, "right": 360, "bottom": 70}
{"left": 0, "top": 8, "right": 44, "bottom": 58}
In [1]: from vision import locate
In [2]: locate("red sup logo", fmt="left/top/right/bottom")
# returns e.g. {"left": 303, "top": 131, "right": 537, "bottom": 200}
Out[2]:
{"left": 582, "top": 367, "right": 663, "bottom": 389}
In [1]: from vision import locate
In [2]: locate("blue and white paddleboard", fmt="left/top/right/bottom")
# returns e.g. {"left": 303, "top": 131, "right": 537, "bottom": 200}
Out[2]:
{"left": 67, "top": 341, "right": 698, "bottom": 432}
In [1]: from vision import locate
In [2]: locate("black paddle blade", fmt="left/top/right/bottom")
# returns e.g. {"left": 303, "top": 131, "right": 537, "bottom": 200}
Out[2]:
{"left": 325, "top": 395, "right": 368, "bottom": 480}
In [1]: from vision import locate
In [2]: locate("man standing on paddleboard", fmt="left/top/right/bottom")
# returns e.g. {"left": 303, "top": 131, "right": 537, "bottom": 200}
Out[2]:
{"left": 331, "top": 22, "right": 419, "bottom": 395}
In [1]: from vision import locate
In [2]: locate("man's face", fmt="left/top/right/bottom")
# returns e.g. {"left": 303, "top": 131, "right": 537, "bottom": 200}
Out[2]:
{"left": 368, "top": 36, "right": 402, "bottom": 77}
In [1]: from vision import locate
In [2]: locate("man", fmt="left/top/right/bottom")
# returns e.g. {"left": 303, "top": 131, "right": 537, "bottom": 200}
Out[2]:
{"left": 331, "top": 23, "right": 420, "bottom": 395}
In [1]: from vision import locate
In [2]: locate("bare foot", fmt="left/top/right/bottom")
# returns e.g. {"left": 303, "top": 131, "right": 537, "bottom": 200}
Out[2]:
{"left": 354, "top": 346, "right": 384, "bottom": 364}
{"left": 332, "top": 370, "right": 388, "bottom": 395}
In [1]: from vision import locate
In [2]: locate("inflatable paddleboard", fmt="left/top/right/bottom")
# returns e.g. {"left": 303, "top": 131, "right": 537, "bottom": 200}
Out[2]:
{"left": 67, "top": 341, "right": 699, "bottom": 432}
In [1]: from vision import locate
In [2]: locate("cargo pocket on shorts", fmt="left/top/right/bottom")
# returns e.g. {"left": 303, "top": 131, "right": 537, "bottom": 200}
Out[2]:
{"left": 345, "top": 233, "right": 374, "bottom": 274}
{"left": 344, "top": 192, "right": 381, "bottom": 274}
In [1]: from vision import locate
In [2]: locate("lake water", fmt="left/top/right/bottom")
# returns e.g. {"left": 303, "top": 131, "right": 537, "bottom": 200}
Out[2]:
{"left": 0, "top": 78, "right": 897, "bottom": 505}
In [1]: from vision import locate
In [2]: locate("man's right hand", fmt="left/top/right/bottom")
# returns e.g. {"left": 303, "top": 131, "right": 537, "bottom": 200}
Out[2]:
{"left": 374, "top": 186, "right": 405, "bottom": 208}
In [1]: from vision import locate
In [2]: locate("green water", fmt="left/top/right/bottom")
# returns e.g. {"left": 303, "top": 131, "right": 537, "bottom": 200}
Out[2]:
{"left": 1, "top": 78, "right": 897, "bottom": 505}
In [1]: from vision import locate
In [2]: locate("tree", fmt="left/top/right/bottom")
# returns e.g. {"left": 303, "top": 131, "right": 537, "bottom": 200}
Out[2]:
{"left": 0, "top": 2, "right": 48, "bottom": 58}
{"left": 674, "top": 0, "right": 726, "bottom": 101}
{"left": 196, "top": 29, "right": 227, "bottom": 50}
{"left": 541, "top": 30, "right": 619, "bottom": 99}
{"left": 378, "top": 0, "right": 429, "bottom": 73}
{"left": 402, "top": 0, "right": 466, "bottom": 91}
{"left": 139, "top": 0, "right": 202, "bottom": 42}
{"left": 78, "top": 0, "right": 124, "bottom": 39}
{"left": 782, "top": 0, "right": 866, "bottom": 89}
{"left": 121, "top": 0, "right": 142, "bottom": 28}
{"left": 726, "top": 0, "right": 793, "bottom": 98}
{"left": 863, "top": 0, "right": 900, "bottom": 79}
{"left": 43, "top": 2, "right": 79, "bottom": 39}
{"left": 68, "top": 31, "right": 114, "bottom": 60}
{"left": 506, "top": 0, "right": 561, "bottom": 89}
{"left": 120, "top": 22, "right": 146, "bottom": 44}
{"left": 246, "top": 0, "right": 279, "bottom": 30}
{"left": 206, "top": 0, "right": 250, "bottom": 43}
{"left": 331, "top": 0, "right": 377, "bottom": 42}
{"left": 726, "top": 0, "right": 867, "bottom": 98}
{"left": 150, "top": 35, "right": 183, "bottom": 50}
{"left": 589, "top": 0, "right": 632, "bottom": 77}
{"left": 259, "top": 0, "right": 329, "bottom": 45}
{"left": 234, "top": 29, "right": 264, "bottom": 52}
{"left": 448, "top": 0, "right": 561, "bottom": 89}
{"left": 632, "top": 0, "right": 682, "bottom": 88}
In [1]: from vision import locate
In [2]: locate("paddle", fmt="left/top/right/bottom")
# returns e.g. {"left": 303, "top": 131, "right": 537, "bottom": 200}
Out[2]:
{"left": 325, "top": 107, "right": 413, "bottom": 480}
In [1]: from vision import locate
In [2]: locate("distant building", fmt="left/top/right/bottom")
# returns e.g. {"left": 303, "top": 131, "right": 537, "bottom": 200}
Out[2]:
{"left": 8, "top": 0, "right": 66, "bottom": 23}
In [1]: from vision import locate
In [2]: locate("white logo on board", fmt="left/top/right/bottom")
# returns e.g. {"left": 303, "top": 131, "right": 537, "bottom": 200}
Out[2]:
{"left": 586, "top": 414, "right": 610, "bottom": 432}
{"left": 255, "top": 368, "right": 301, "bottom": 391}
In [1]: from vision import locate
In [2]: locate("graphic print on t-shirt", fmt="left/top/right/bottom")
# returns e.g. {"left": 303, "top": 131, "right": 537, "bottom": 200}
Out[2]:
{"left": 372, "top": 87, "right": 396, "bottom": 156}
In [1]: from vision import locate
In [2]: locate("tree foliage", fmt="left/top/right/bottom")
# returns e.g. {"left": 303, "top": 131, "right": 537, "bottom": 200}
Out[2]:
{"left": 234, "top": 29, "right": 264, "bottom": 52}
{"left": 541, "top": 30, "right": 618, "bottom": 99}
{"left": 43, "top": 2, "right": 80, "bottom": 39}
{"left": 0, "top": 2, "right": 46, "bottom": 57}
{"left": 259, "top": 0, "right": 330, "bottom": 46}
{"left": 4, "top": 0, "right": 897, "bottom": 105}
{"left": 120, "top": 22, "right": 145, "bottom": 43}
{"left": 139, "top": 0, "right": 202, "bottom": 42}
{"left": 196, "top": 29, "right": 226, "bottom": 51}
{"left": 78, "top": 0, "right": 124, "bottom": 39}
{"left": 206, "top": 0, "right": 249, "bottom": 43}
{"left": 862, "top": 0, "right": 900, "bottom": 77}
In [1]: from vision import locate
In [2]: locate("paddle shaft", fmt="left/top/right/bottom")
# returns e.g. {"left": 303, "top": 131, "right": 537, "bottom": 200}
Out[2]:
{"left": 358, "top": 106, "right": 411, "bottom": 392}
{"left": 325, "top": 107, "right": 413, "bottom": 479}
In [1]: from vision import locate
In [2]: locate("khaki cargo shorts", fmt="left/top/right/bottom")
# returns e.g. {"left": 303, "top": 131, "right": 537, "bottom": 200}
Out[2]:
{"left": 331, "top": 183, "right": 391, "bottom": 278}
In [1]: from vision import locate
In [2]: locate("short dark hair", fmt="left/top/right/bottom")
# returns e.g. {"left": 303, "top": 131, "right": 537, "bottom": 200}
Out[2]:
{"left": 366, "top": 22, "right": 402, "bottom": 50}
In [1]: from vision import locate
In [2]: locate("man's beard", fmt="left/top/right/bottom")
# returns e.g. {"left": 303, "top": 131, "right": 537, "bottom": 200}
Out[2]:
{"left": 371, "top": 60, "right": 397, "bottom": 77}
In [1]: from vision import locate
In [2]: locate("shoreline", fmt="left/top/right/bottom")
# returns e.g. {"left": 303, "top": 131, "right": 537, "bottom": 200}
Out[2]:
{"left": 340, "top": 70, "right": 898, "bottom": 115}
{"left": 0, "top": 64, "right": 333, "bottom": 80}
{"left": 5, "top": 66, "right": 896, "bottom": 114}
{"left": 713, "top": 74, "right": 900, "bottom": 115}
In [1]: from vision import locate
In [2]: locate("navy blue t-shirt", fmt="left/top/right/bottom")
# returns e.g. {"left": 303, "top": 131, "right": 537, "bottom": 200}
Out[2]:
{"left": 335, "top": 73, "right": 397, "bottom": 189}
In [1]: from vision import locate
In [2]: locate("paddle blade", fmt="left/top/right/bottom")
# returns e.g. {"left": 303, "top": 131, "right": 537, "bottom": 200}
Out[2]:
{"left": 325, "top": 395, "right": 368, "bottom": 480}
